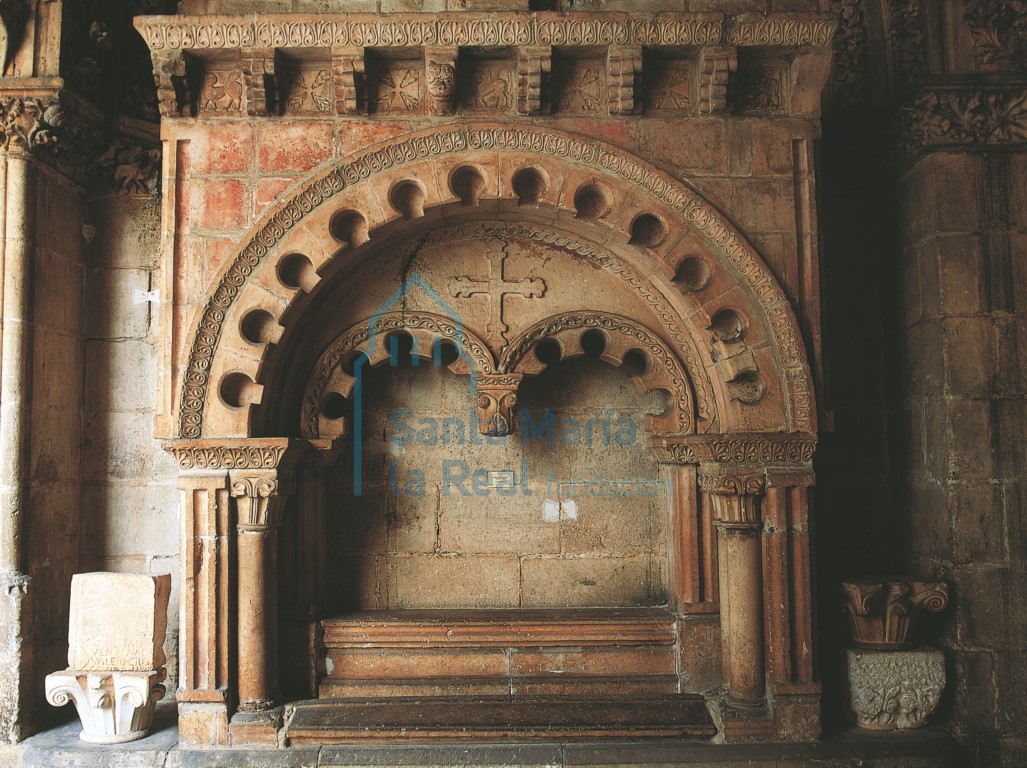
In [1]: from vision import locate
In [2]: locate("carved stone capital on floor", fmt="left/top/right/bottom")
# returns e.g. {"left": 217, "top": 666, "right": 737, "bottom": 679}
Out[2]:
{"left": 841, "top": 578, "right": 950, "bottom": 650}
{"left": 45, "top": 669, "right": 167, "bottom": 744}
{"left": 847, "top": 647, "right": 945, "bottom": 730}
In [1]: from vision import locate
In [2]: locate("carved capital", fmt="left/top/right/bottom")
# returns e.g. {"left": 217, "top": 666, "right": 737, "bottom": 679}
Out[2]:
{"left": 0, "top": 95, "right": 61, "bottom": 152}
{"left": 698, "top": 46, "right": 736, "bottom": 114}
{"left": 45, "top": 669, "right": 166, "bottom": 744}
{"left": 230, "top": 472, "right": 289, "bottom": 530}
{"left": 517, "top": 46, "right": 551, "bottom": 116}
{"left": 899, "top": 86, "right": 1027, "bottom": 156}
{"left": 699, "top": 466, "right": 764, "bottom": 529}
{"left": 425, "top": 48, "right": 458, "bottom": 116}
{"left": 841, "top": 578, "right": 950, "bottom": 650}
{"left": 965, "top": 0, "right": 1027, "bottom": 71}
{"left": 476, "top": 374, "right": 523, "bottom": 437}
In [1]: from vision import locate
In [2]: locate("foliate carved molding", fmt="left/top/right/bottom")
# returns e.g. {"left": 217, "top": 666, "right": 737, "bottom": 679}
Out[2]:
{"left": 178, "top": 125, "right": 812, "bottom": 440}
{"left": 841, "top": 578, "right": 949, "bottom": 650}
{"left": 964, "top": 0, "right": 1027, "bottom": 70}
{"left": 163, "top": 439, "right": 293, "bottom": 471}
{"left": 0, "top": 95, "right": 61, "bottom": 151}
{"left": 0, "top": 89, "right": 162, "bottom": 194}
{"left": 847, "top": 648, "right": 945, "bottom": 730}
{"left": 726, "top": 14, "right": 838, "bottom": 46}
{"left": 900, "top": 87, "right": 1027, "bottom": 155}
{"left": 135, "top": 14, "right": 729, "bottom": 53}
{"left": 827, "top": 0, "right": 870, "bottom": 107}
{"left": 654, "top": 433, "right": 817, "bottom": 466}
{"left": 886, "top": 0, "right": 926, "bottom": 91}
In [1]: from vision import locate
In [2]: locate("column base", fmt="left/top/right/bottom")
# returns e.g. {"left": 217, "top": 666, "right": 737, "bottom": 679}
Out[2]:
{"left": 229, "top": 707, "right": 283, "bottom": 747}
{"left": 178, "top": 701, "right": 230, "bottom": 748}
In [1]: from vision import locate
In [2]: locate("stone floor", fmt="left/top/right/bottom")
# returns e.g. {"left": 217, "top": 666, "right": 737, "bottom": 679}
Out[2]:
{"left": 1, "top": 703, "right": 962, "bottom": 768}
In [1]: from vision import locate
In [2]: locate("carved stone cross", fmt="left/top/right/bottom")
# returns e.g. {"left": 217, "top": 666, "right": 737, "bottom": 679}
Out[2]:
{"left": 448, "top": 241, "right": 545, "bottom": 345}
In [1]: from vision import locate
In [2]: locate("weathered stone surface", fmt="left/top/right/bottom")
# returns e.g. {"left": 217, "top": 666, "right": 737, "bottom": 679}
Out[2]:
{"left": 67, "top": 573, "right": 171, "bottom": 671}
{"left": 847, "top": 647, "right": 945, "bottom": 730}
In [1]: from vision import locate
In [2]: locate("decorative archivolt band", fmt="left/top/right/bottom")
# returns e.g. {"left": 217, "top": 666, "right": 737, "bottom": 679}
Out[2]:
{"left": 177, "top": 124, "right": 813, "bottom": 438}
{"left": 302, "top": 310, "right": 696, "bottom": 438}
{"left": 136, "top": 12, "right": 837, "bottom": 51}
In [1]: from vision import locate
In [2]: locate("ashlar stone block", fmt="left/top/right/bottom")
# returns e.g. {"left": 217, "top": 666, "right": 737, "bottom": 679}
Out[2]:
{"left": 68, "top": 572, "right": 171, "bottom": 671}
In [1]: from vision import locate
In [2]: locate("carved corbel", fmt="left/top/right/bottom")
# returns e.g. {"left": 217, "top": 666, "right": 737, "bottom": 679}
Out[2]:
{"left": 517, "top": 46, "right": 551, "bottom": 116}
{"left": 698, "top": 46, "right": 737, "bottom": 114}
{"left": 331, "top": 47, "right": 365, "bottom": 115}
{"left": 425, "top": 48, "right": 458, "bottom": 116}
{"left": 607, "top": 45, "right": 642, "bottom": 116}
{"left": 476, "top": 374, "right": 523, "bottom": 437}
{"left": 242, "top": 49, "right": 277, "bottom": 117}
{"left": 152, "top": 50, "right": 192, "bottom": 117}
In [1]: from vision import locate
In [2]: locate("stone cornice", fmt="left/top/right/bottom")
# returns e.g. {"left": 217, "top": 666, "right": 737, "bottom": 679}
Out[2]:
{"left": 133, "top": 12, "right": 836, "bottom": 53}
{"left": 164, "top": 438, "right": 340, "bottom": 471}
{"left": 653, "top": 433, "right": 817, "bottom": 466}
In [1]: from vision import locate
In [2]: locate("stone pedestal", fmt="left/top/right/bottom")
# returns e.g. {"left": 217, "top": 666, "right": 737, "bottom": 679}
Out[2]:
{"left": 45, "top": 573, "right": 171, "bottom": 743}
{"left": 847, "top": 647, "right": 945, "bottom": 730}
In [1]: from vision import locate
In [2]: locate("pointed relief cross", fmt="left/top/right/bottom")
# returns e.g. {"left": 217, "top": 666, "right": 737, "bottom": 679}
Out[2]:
{"left": 448, "top": 241, "right": 546, "bottom": 346}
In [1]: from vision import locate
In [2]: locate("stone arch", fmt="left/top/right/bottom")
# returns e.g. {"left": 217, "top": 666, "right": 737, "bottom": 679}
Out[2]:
{"left": 180, "top": 123, "right": 816, "bottom": 440}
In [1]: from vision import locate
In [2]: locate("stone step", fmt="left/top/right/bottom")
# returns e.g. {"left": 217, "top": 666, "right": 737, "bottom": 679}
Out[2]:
{"left": 321, "top": 607, "right": 676, "bottom": 648}
{"left": 285, "top": 696, "right": 716, "bottom": 744}
{"left": 319, "top": 608, "right": 679, "bottom": 697}
{"left": 320, "top": 674, "right": 680, "bottom": 698}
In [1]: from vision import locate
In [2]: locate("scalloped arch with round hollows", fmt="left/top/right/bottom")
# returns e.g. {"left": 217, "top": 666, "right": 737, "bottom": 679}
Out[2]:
{"left": 175, "top": 123, "right": 815, "bottom": 441}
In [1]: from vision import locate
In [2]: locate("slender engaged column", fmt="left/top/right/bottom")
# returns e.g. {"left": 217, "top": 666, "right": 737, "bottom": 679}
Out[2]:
{"left": 232, "top": 472, "right": 290, "bottom": 712}
{"left": 700, "top": 468, "right": 766, "bottom": 707}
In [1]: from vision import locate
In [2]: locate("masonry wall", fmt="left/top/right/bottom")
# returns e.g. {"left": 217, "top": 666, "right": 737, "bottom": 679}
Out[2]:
{"left": 327, "top": 355, "right": 668, "bottom": 612}
{"left": 894, "top": 149, "right": 1027, "bottom": 765}
{"left": 81, "top": 194, "right": 180, "bottom": 696}
{"left": 21, "top": 168, "right": 87, "bottom": 731}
